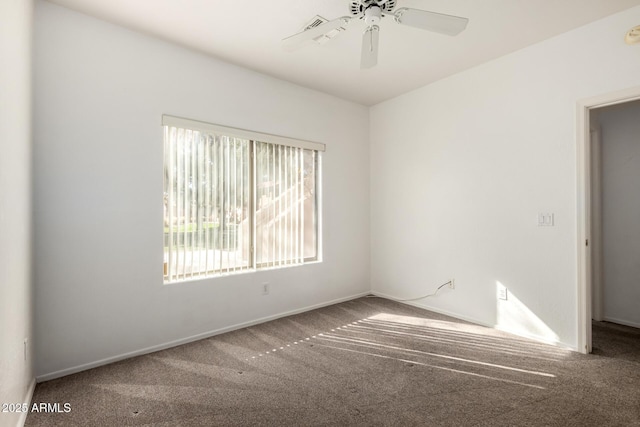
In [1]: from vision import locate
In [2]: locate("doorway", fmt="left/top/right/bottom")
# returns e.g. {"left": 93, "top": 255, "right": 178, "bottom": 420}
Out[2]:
{"left": 577, "top": 86, "right": 640, "bottom": 354}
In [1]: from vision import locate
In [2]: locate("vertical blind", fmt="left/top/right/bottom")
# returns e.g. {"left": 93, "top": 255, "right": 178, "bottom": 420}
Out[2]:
{"left": 254, "top": 142, "right": 317, "bottom": 268}
{"left": 162, "top": 116, "right": 324, "bottom": 283}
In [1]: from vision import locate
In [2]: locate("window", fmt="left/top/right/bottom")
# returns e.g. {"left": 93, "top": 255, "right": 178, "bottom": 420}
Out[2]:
{"left": 162, "top": 115, "right": 323, "bottom": 283}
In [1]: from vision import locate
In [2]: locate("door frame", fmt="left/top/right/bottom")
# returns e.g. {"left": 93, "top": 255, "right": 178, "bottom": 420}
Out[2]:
{"left": 576, "top": 85, "right": 640, "bottom": 354}
{"left": 589, "top": 126, "right": 604, "bottom": 323}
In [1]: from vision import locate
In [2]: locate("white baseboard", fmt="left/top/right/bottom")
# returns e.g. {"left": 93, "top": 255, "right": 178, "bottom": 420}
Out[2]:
{"left": 36, "top": 291, "right": 370, "bottom": 383}
{"left": 603, "top": 316, "right": 640, "bottom": 329}
{"left": 370, "top": 290, "right": 576, "bottom": 351}
{"left": 493, "top": 325, "right": 571, "bottom": 349}
{"left": 370, "top": 290, "right": 495, "bottom": 327}
{"left": 16, "top": 378, "right": 36, "bottom": 427}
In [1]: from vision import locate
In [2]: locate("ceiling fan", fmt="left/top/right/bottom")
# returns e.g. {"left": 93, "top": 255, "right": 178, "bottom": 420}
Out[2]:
{"left": 282, "top": 0, "right": 469, "bottom": 69}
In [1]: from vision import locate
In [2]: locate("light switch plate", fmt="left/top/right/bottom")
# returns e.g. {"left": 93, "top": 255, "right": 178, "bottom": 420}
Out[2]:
{"left": 538, "top": 213, "right": 554, "bottom": 226}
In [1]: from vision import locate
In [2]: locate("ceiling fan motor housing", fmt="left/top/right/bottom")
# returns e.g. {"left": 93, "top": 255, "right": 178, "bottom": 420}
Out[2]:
{"left": 349, "top": 0, "right": 397, "bottom": 17}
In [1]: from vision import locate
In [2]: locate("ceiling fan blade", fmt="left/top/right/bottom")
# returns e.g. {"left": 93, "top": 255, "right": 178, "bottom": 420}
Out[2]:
{"left": 394, "top": 8, "right": 468, "bottom": 36}
{"left": 282, "top": 16, "right": 351, "bottom": 51}
{"left": 361, "top": 25, "right": 379, "bottom": 69}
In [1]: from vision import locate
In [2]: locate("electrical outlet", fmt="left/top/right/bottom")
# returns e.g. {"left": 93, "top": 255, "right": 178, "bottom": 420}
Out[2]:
{"left": 24, "top": 338, "right": 28, "bottom": 361}
{"left": 262, "top": 282, "right": 270, "bottom": 295}
{"left": 449, "top": 279, "right": 455, "bottom": 289}
{"left": 498, "top": 286, "right": 508, "bottom": 301}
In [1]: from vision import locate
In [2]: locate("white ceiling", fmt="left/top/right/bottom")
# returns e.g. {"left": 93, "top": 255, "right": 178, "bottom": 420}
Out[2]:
{"left": 46, "top": 0, "right": 640, "bottom": 105}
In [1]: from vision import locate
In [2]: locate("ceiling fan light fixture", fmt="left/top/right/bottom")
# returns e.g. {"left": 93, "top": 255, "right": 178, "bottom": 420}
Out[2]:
{"left": 364, "top": 6, "right": 382, "bottom": 26}
{"left": 625, "top": 25, "right": 640, "bottom": 45}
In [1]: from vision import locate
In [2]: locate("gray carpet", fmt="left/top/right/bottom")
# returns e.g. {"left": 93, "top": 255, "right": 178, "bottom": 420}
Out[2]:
{"left": 26, "top": 297, "right": 640, "bottom": 426}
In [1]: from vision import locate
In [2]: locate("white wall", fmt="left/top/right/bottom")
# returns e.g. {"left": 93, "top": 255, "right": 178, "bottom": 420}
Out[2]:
{"left": 370, "top": 6, "right": 640, "bottom": 349}
{"left": 0, "top": 0, "right": 34, "bottom": 425}
{"left": 33, "top": 0, "right": 369, "bottom": 379}
{"left": 598, "top": 100, "right": 640, "bottom": 328}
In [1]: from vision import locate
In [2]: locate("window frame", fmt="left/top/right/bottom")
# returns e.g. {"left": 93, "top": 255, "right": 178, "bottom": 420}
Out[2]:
{"left": 162, "top": 115, "right": 324, "bottom": 283}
